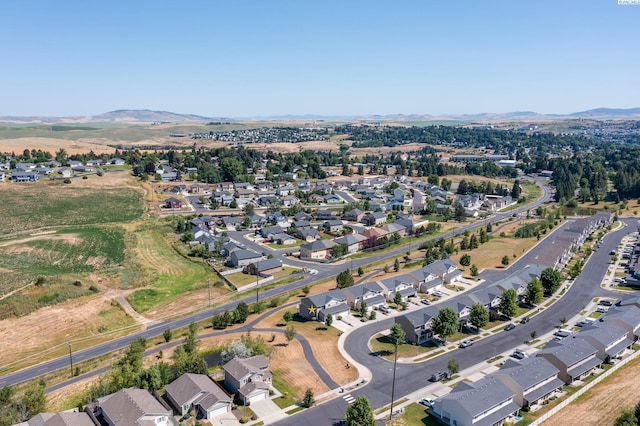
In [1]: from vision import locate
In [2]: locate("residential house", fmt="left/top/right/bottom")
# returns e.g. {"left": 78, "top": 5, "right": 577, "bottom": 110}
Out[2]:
{"left": 380, "top": 277, "right": 417, "bottom": 302}
{"left": 10, "top": 171, "right": 39, "bottom": 182}
{"left": 411, "top": 190, "right": 427, "bottom": 211}
{"left": 536, "top": 338, "right": 601, "bottom": 383}
{"left": 333, "top": 233, "right": 367, "bottom": 254}
{"left": 234, "top": 182, "right": 254, "bottom": 191}
{"left": 98, "top": 388, "right": 171, "bottom": 426}
{"left": 294, "top": 211, "right": 313, "bottom": 221}
{"left": 343, "top": 282, "right": 386, "bottom": 311}
{"left": 323, "top": 220, "right": 344, "bottom": 234}
{"left": 165, "top": 373, "right": 232, "bottom": 419}
{"left": 299, "top": 239, "right": 337, "bottom": 260}
{"left": 109, "top": 158, "right": 126, "bottom": 165}
{"left": 483, "top": 195, "right": 514, "bottom": 211}
{"left": 212, "top": 191, "right": 234, "bottom": 206}
{"left": 492, "top": 357, "right": 563, "bottom": 408}
{"left": 297, "top": 228, "right": 321, "bottom": 242}
{"left": 362, "top": 212, "right": 386, "bottom": 226}
{"left": 431, "top": 377, "right": 518, "bottom": 426}
{"left": 67, "top": 160, "right": 83, "bottom": 168}
{"left": 292, "top": 220, "right": 311, "bottom": 230}
{"left": 86, "top": 159, "right": 103, "bottom": 167}
{"left": 258, "top": 195, "right": 278, "bottom": 206}
{"left": 235, "top": 188, "right": 255, "bottom": 200}
{"left": 395, "top": 306, "right": 436, "bottom": 344}
{"left": 223, "top": 355, "right": 272, "bottom": 405}
{"left": 15, "top": 162, "right": 36, "bottom": 171}
{"left": 36, "top": 167, "right": 53, "bottom": 176}
{"left": 244, "top": 259, "right": 283, "bottom": 276}
{"left": 165, "top": 197, "right": 182, "bottom": 209}
{"left": 316, "top": 209, "right": 336, "bottom": 221}
{"left": 577, "top": 322, "right": 633, "bottom": 363}
{"left": 380, "top": 222, "right": 406, "bottom": 237}
{"left": 299, "top": 289, "right": 350, "bottom": 321}
{"left": 260, "top": 226, "right": 284, "bottom": 240}
{"left": 256, "top": 181, "right": 274, "bottom": 191}
{"left": 58, "top": 167, "right": 74, "bottom": 178}
{"left": 342, "top": 208, "right": 365, "bottom": 222}
{"left": 324, "top": 194, "right": 342, "bottom": 204}
{"left": 272, "top": 233, "right": 296, "bottom": 245}
{"left": 296, "top": 179, "right": 311, "bottom": 192}
{"left": 230, "top": 249, "right": 262, "bottom": 268}
{"left": 247, "top": 213, "right": 267, "bottom": 228}
{"left": 282, "top": 195, "right": 300, "bottom": 207}
{"left": 276, "top": 185, "right": 295, "bottom": 196}
{"left": 216, "top": 182, "right": 235, "bottom": 192}
{"left": 25, "top": 412, "right": 95, "bottom": 426}
{"left": 601, "top": 305, "right": 640, "bottom": 340}
{"left": 221, "top": 216, "right": 241, "bottom": 230}
{"left": 360, "top": 227, "right": 388, "bottom": 249}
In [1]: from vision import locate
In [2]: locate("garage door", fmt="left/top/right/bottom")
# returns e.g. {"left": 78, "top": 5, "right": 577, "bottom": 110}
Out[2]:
{"left": 208, "top": 405, "right": 228, "bottom": 418}
{"left": 248, "top": 392, "right": 266, "bottom": 404}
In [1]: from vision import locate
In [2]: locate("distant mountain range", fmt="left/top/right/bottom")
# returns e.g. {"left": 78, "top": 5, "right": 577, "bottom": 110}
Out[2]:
{"left": 1, "top": 107, "right": 640, "bottom": 124}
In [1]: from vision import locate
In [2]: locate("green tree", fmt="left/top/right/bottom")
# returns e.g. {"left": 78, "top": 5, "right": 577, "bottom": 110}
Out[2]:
{"left": 501, "top": 255, "right": 510, "bottom": 266}
{"left": 470, "top": 264, "right": 479, "bottom": 277}
{"left": 325, "top": 313, "right": 333, "bottom": 327}
{"left": 447, "top": 358, "right": 459, "bottom": 375}
{"left": 302, "top": 285, "right": 311, "bottom": 296}
{"left": 394, "top": 291, "right": 403, "bottom": 307}
{"left": 331, "top": 243, "right": 349, "bottom": 258}
{"left": 212, "top": 314, "right": 227, "bottom": 329}
{"left": 634, "top": 400, "right": 640, "bottom": 425}
{"left": 163, "top": 329, "right": 172, "bottom": 343}
{"left": 20, "top": 380, "right": 46, "bottom": 420}
{"left": 345, "top": 396, "right": 375, "bottom": 426}
{"left": 460, "top": 254, "right": 471, "bottom": 267}
{"left": 469, "top": 234, "right": 479, "bottom": 249}
{"left": 454, "top": 202, "right": 466, "bottom": 222}
{"left": 369, "top": 310, "right": 377, "bottom": 321}
{"left": 432, "top": 307, "right": 459, "bottom": 342}
{"left": 525, "top": 278, "right": 544, "bottom": 305}
{"left": 283, "top": 311, "right": 294, "bottom": 322}
{"left": 390, "top": 323, "right": 406, "bottom": 344}
{"left": 336, "top": 270, "right": 354, "bottom": 288}
{"left": 235, "top": 302, "right": 250, "bottom": 323}
{"left": 303, "top": 388, "right": 315, "bottom": 408}
{"left": 359, "top": 301, "right": 368, "bottom": 318}
{"left": 499, "top": 289, "right": 518, "bottom": 318}
{"left": 284, "top": 325, "right": 296, "bottom": 345}
{"left": 357, "top": 266, "right": 364, "bottom": 277}
{"left": 541, "top": 267, "right": 563, "bottom": 295}
{"left": 394, "top": 258, "right": 400, "bottom": 272}
{"left": 614, "top": 409, "right": 638, "bottom": 426}
{"left": 469, "top": 303, "right": 489, "bottom": 331}
{"left": 220, "top": 157, "right": 245, "bottom": 182}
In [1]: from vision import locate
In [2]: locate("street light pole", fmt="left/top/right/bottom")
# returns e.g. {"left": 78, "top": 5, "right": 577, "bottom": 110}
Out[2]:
{"left": 67, "top": 342, "right": 73, "bottom": 378}
{"left": 256, "top": 274, "right": 259, "bottom": 304}
{"left": 207, "top": 278, "right": 211, "bottom": 307}
{"left": 389, "top": 337, "right": 399, "bottom": 421}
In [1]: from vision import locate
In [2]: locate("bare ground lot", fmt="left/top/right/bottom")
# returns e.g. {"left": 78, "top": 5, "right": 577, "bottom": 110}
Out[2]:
{"left": 542, "top": 355, "right": 640, "bottom": 426}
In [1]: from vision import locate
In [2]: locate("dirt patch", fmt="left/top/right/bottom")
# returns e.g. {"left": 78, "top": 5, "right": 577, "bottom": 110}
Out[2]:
{"left": 542, "top": 356, "right": 640, "bottom": 426}
{"left": 144, "top": 287, "right": 225, "bottom": 320}
{"left": 0, "top": 233, "right": 83, "bottom": 248}
{"left": 0, "top": 137, "right": 115, "bottom": 155}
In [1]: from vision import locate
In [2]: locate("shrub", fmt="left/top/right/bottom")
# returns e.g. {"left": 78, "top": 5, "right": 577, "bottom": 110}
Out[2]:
{"left": 73, "top": 280, "right": 82, "bottom": 287}
{"left": 63, "top": 178, "right": 72, "bottom": 184}
{"left": 82, "top": 176, "right": 88, "bottom": 180}
{"left": 88, "top": 285, "right": 99, "bottom": 293}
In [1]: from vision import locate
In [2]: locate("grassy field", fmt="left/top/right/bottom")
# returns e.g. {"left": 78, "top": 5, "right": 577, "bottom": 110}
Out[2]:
{"left": 225, "top": 267, "right": 297, "bottom": 287}
{"left": 387, "top": 402, "right": 439, "bottom": 426}
{"left": 451, "top": 235, "right": 539, "bottom": 272}
{"left": 369, "top": 333, "right": 440, "bottom": 359}
{"left": 126, "top": 224, "right": 228, "bottom": 313}
{"left": 0, "top": 181, "right": 143, "bottom": 235}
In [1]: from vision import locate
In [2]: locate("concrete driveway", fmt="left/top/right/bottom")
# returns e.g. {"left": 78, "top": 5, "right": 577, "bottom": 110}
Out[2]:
{"left": 250, "top": 398, "right": 283, "bottom": 418}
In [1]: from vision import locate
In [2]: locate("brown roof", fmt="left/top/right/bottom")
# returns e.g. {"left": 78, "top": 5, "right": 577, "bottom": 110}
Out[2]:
{"left": 100, "top": 388, "right": 171, "bottom": 426}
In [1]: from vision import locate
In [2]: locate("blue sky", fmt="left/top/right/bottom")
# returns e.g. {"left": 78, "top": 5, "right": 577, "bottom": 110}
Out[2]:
{"left": 1, "top": 0, "right": 638, "bottom": 117}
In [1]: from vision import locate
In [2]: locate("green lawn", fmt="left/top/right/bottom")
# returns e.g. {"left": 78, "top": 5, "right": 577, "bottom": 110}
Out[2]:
{"left": 391, "top": 402, "right": 440, "bottom": 426}
{"left": 272, "top": 374, "right": 300, "bottom": 409}
{"left": 126, "top": 227, "right": 227, "bottom": 312}
{"left": 0, "top": 183, "right": 143, "bottom": 235}
{"left": 370, "top": 333, "right": 439, "bottom": 359}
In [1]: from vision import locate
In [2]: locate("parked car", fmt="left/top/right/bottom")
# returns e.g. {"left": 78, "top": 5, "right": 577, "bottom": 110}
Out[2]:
{"left": 599, "top": 300, "right": 613, "bottom": 306}
{"left": 459, "top": 340, "right": 473, "bottom": 348}
{"left": 420, "top": 299, "right": 431, "bottom": 305}
{"left": 504, "top": 323, "right": 516, "bottom": 331}
{"left": 511, "top": 349, "right": 529, "bottom": 360}
{"left": 520, "top": 316, "right": 530, "bottom": 324}
{"left": 379, "top": 305, "right": 391, "bottom": 314}
{"left": 430, "top": 371, "right": 449, "bottom": 382}
{"left": 419, "top": 398, "right": 435, "bottom": 407}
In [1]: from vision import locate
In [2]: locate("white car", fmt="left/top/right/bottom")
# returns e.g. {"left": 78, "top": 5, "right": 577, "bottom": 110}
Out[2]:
{"left": 420, "top": 398, "right": 435, "bottom": 407}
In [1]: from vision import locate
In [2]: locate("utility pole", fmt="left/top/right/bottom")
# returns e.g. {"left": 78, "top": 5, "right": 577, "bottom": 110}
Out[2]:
{"left": 389, "top": 337, "right": 399, "bottom": 421}
{"left": 207, "top": 278, "right": 211, "bottom": 307}
{"left": 67, "top": 342, "right": 73, "bottom": 378}
{"left": 256, "top": 274, "right": 259, "bottom": 304}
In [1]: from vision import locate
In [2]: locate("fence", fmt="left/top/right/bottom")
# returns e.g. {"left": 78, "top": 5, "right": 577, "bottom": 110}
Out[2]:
{"left": 530, "top": 349, "right": 640, "bottom": 425}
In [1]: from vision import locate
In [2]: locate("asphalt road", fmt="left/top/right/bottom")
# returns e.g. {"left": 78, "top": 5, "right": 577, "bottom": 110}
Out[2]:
{"left": 274, "top": 217, "right": 637, "bottom": 425}
{"left": 0, "top": 177, "right": 552, "bottom": 389}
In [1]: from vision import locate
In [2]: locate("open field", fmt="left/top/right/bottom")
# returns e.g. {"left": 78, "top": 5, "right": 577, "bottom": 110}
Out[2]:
{"left": 450, "top": 235, "right": 539, "bottom": 272}
{"left": 126, "top": 224, "right": 229, "bottom": 315}
{"left": 255, "top": 307, "right": 358, "bottom": 387}
{"left": 541, "top": 355, "right": 640, "bottom": 426}
{"left": 0, "top": 176, "right": 143, "bottom": 235}
{"left": 224, "top": 267, "right": 298, "bottom": 287}
{"left": 0, "top": 295, "right": 139, "bottom": 371}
